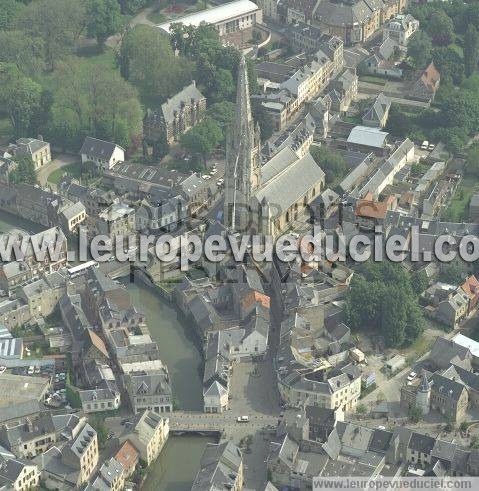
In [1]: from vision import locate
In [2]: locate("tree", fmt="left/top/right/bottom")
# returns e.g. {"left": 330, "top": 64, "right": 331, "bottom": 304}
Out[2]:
{"left": 0, "top": 30, "right": 45, "bottom": 78}
{"left": 439, "top": 263, "right": 464, "bottom": 284}
{"left": 356, "top": 403, "right": 367, "bottom": 415}
{"left": 460, "top": 421, "right": 469, "bottom": 433}
{"left": 408, "top": 405, "right": 422, "bottom": 423}
{"left": 427, "top": 11, "right": 455, "bottom": 46}
{"left": 465, "top": 24, "right": 479, "bottom": 77}
{"left": 411, "top": 270, "right": 429, "bottom": 295}
{"left": 471, "top": 436, "right": 479, "bottom": 449}
{"left": 465, "top": 146, "right": 479, "bottom": 177}
{"left": 17, "top": 0, "right": 86, "bottom": 70}
{"left": 9, "top": 156, "right": 37, "bottom": 185}
{"left": 119, "top": 0, "right": 148, "bottom": 14}
{"left": 432, "top": 46, "right": 465, "bottom": 86}
{"left": 408, "top": 31, "right": 432, "bottom": 68}
{"left": 311, "top": 145, "right": 348, "bottom": 183}
{"left": 120, "top": 25, "right": 194, "bottom": 102}
{"left": 385, "top": 104, "right": 415, "bottom": 138}
{"left": 0, "top": 63, "right": 43, "bottom": 137}
{"left": 0, "top": 0, "right": 23, "bottom": 30}
{"left": 345, "top": 262, "right": 424, "bottom": 348}
{"left": 206, "top": 101, "right": 235, "bottom": 142}
{"left": 85, "top": 0, "right": 123, "bottom": 46}
{"left": 252, "top": 99, "right": 274, "bottom": 140}
{"left": 180, "top": 118, "right": 222, "bottom": 166}
{"left": 47, "top": 59, "right": 142, "bottom": 149}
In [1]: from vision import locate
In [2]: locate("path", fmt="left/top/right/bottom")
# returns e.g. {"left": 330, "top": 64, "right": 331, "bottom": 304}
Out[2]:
{"left": 37, "top": 154, "right": 78, "bottom": 188}
{"left": 105, "top": 5, "right": 157, "bottom": 50}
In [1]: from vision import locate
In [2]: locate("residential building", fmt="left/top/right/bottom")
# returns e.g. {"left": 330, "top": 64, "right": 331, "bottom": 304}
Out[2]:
{"left": 156, "top": 0, "right": 262, "bottom": 37}
{"left": 7, "top": 137, "right": 51, "bottom": 170}
{"left": 39, "top": 424, "right": 98, "bottom": 488}
{"left": 80, "top": 137, "right": 125, "bottom": 172}
{"left": 0, "top": 413, "right": 82, "bottom": 459}
{"left": 383, "top": 14, "right": 419, "bottom": 46}
{"left": 191, "top": 441, "right": 243, "bottom": 491}
{"left": 123, "top": 369, "right": 173, "bottom": 414}
{"left": 79, "top": 387, "right": 121, "bottom": 414}
{"left": 437, "top": 289, "right": 470, "bottom": 329}
{"left": 0, "top": 457, "right": 40, "bottom": 491}
{"left": 409, "top": 62, "right": 441, "bottom": 103}
{"left": 114, "top": 440, "right": 139, "bottom": 478}
{"left": 327, "top": 68, "right": 358, "bottom": 113}
{"left": 91, "top": 201, "right": 136, "bottom": 245}
{"left": 120, "top": 410, "right": 169, "bottom": 466}
{"left": 362, "top": 93, "right": 391, "bottom": 128}
{"left": 144, "top": 81, "right": 206, "bottom": 145}
{"left": 90, "top": 458, "right": 124, "bottom": 491}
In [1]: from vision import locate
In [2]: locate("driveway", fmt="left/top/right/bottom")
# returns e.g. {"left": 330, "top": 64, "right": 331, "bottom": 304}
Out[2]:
{"left": 37, "top": 154, "right": 78, "bottom": 187}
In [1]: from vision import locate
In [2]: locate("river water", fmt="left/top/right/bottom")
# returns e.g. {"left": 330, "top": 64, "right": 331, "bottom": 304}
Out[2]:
{"left": 123, "top": 279, "right": 208, "bottom": 490}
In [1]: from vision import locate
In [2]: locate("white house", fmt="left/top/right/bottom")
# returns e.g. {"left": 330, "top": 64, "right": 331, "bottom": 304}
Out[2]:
{"left": 383, "top": 14, "right": 419, "bottom": 46}
{"left": 80, "top": 137, "right": 125, "bottom": 172}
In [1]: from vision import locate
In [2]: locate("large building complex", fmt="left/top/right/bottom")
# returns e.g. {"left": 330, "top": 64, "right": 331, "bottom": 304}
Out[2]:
{"left": 157, "top": 0, "right": 262, "bottom": 36}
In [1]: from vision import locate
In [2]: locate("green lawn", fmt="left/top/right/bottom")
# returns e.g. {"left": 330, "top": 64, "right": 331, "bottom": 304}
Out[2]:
{"left": 444, "top": 176, "right": 479, "bottom": 222}
{"left": 47, "top": 162, "right": 82, "bottom": 185}
{"left": 358, "top": 75, "right": 387, "bottom": 86}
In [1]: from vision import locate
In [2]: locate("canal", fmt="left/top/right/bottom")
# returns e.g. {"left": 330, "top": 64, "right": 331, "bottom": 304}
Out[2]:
{"left": 123, "top": 280, "right": 208, "bottom": 490}
{"left": 142, "top": 435, "right": 215, "bottom": 491}
{"left": 123, "top": 279, "right": 204, "bottom": 411}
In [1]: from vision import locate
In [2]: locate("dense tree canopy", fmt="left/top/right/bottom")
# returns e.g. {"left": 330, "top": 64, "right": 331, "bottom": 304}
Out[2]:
{"left": 9, "top": 156, "right": 37, "bottom": 185}
{"left": 345, "top": 262, "right": 425, "bottom": 348}
{"left": 120, "top": 25, "right": 194, "bottom": 103}
{"left": 311, "top": 145, "right": 348, "bottom": 184}
{"left": 180, "top": 118, "right": 223, "bottom": 165}
{"left": 86, "top": 0, "right": 123, "bottom": 45}
{"left": 427, "top": 11, "right": 455, "bottom": 46}
{"left": 0, "top": 63, "right": 43, "bottom": 137}
{"left": 46, "top": 59, "right": 142, "bottom": 149}
{"left": 465, "top": 24, "right": 479, "bottom": 78}
{"left": 407, "top": 30, "right": 432, "bottom": 69}
{"left": 17, "top": 0, "right": 86, "bottom": 70}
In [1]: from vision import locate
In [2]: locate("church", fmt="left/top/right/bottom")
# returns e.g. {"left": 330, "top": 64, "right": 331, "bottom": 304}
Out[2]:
{"left": 223, "top": 56, "right": 326, "bottom": 237}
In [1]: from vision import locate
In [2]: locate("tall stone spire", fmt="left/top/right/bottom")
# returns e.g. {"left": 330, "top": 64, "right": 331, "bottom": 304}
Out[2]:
{"left": 223, "top": 55, "right": 261, "bottom": 232}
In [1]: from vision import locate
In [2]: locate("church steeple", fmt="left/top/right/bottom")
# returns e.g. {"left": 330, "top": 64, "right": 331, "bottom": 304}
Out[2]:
{"left": 223, "top": 55, "right": 261, "bottom": 232}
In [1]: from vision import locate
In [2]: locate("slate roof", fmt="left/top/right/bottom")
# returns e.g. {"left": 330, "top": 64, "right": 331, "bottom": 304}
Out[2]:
{"left": 80, "top": 137, "right": 124, "bottom": 161}
{"left": 362, "top": 93, "right": 391, "bottom": 126}
{"left": 255, "top": 148, "right": 325, "bottom": 212}
{"left": 408, "top": 432, "right": 436, "bottom": 455}
{"left": 191, "top": 441, "right": 242, "bottom": 490}
{"left": 160, "top": 82, "right": 205, "bottom": 124}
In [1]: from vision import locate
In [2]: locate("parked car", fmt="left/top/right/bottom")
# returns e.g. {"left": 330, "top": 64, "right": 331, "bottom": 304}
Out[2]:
{"left": 428, "top": 143, "right": 435, "bottom": 151}
{"left": 420, "top": 141, "right": 429, "bottom": 150}
{"left": 237, "top": 415, "right": 249, "bottom": 423}
{"left": 407, "top": 371, "right": 417, "bottom": 382}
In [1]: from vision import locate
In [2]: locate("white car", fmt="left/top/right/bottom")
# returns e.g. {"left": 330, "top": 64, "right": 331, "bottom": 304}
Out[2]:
{"left": 237, "top": 415, "right": 249, "bottom": 422}
{"left": 420, "top": 141, "right": 429, "bottom": 150}
{"left": 202, "top": 175, "right": 212, "bottom": 180}
{"left": 428, "top": 143, "right": 435, "bottom": 151}
{"left": 407, "top": 371, "right": 417, "bottom": 382}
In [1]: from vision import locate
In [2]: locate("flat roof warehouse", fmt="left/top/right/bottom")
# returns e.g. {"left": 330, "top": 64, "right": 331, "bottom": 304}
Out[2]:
{"left": 156, "top": 0, "right": 260, "bottom": 35}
